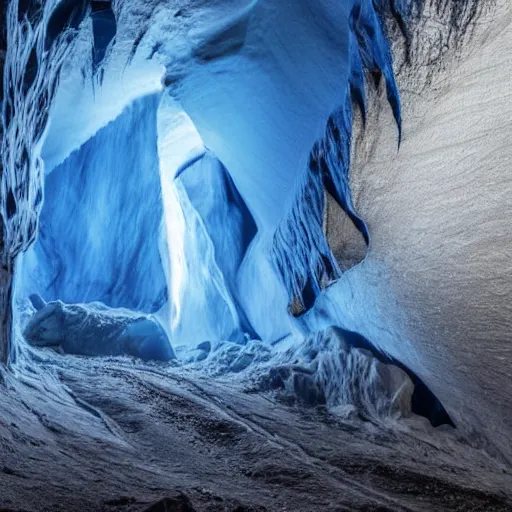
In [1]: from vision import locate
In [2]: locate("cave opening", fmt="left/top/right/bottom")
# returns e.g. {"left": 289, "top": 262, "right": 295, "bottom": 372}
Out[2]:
{"left": 9, "top": 83, "right": 452, "bottom": 429}
{"left": 3, "top": 0, "right": 454, "bottom": 431}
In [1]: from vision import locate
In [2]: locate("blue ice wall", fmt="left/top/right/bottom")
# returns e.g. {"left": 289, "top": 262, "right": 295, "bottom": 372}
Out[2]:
{"left": 175, "top": 151, "right": 258, "bottom": 342}
{"left": 271, "top": 0, "right": 402, "bottom": 315}
{"left": 159, "top": 148, "right": 258, "bottom": 347}
{"left": 155, "top": 95, "right": 260, "bottom": 346}
{"left": 19, "top": 93, "right": 167, "bottom": 313}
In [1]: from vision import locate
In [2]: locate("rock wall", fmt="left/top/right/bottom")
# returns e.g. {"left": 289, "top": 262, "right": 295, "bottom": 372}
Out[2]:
{"left": 308, "top": 0, "right": 512, "bottom": 461}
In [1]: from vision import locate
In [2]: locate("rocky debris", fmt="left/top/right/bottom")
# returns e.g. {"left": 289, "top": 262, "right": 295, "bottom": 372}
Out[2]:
{"left": 143, "top": 493, "right": 195, "bottom": 512}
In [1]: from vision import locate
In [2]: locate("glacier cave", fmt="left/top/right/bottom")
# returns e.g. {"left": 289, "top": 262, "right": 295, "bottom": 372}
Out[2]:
{"left": 0, "top": 0, "right": 511, "bottom": 510}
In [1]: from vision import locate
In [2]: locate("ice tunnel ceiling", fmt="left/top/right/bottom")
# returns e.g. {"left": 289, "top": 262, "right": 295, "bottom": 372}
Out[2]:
{"left": 0, "top": 0, "right": 512, "bottom": 510}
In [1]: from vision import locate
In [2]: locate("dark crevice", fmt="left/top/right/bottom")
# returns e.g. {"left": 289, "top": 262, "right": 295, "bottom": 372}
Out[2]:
{"left": 6, "top": 190, "right": 16, "bottom": 219}
{"left": 45, "top": 0, "right": 89, "bottom": 51}
{"left": 332, "top": 327, "right": 454, "bottom": 427}
{"left": 91, "top": 1, "right": 116, "bottom": 71}
{"left": 23, "top": 44, "right": 38, "bottom": 93}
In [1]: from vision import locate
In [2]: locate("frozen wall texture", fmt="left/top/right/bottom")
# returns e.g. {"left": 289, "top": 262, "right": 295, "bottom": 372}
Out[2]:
{"left": 157, "top": 96, "right": 258, "bottom": 346}
{"left": 1, "top": 0, "right": 511, "bottom": 469}
{"left": 19, "top": 94, "right": 167, "bottom": 313}
{"left": 0, "top": 0, "right": 89, "bottom": 362}
{"left": 304, "top": 0, "right": 512, "bottom": 462}
{"left": 272, "top": 0, "right": 401, "bottom": 315}
{"left": 172, "top": 152, "right": 258, "bottom": 344}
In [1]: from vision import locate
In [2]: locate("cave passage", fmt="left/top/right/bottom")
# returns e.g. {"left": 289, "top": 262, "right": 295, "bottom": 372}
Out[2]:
{"left": 13, "top": 88, "right": 452, "bottom": 428}
{"left": 2, "top": 1, "right": 510, "bottom": 509}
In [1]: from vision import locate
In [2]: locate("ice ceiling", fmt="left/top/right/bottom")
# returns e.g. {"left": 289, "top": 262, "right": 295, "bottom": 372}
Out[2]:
{"left": 1, "top": 0, "right": 512, "bottom": 470}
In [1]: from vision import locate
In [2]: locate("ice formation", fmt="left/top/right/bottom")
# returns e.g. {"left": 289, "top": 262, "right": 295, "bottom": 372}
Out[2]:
{"left": 24, "top": 296, "right": 175, "bottom": 361}
{"left": 0, "top": 0, "right": 90, "bottom": 362}
{"left": 190, "top": 326, "right": 415, "bottom": 421}
{"left": 157, "top": 96, "right": 258, "bottom": 346}
{"left": 272, "top": 0, "right": 401, "bottom": 314}
{"left": 0, "top": 1, "right": 511, "bottom": 501}
{"left": 18, "top": 94, "right": 167, "bottom": 313}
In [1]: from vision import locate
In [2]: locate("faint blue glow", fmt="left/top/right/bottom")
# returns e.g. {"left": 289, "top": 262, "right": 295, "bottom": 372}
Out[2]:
{"left": 157, "top": 95, "right": 205, "bottom": 332}
{"left": 18, "top": 94, "right": 167, "bottom": 313}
